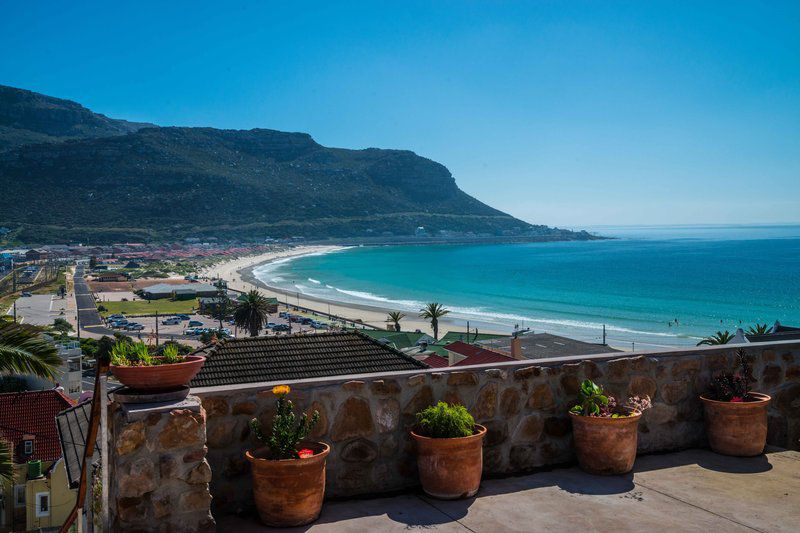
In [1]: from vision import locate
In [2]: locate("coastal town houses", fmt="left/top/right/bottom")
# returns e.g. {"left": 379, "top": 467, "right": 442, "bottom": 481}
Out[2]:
{"left": 0, "top": 390, "right": 76, "bottom": 532}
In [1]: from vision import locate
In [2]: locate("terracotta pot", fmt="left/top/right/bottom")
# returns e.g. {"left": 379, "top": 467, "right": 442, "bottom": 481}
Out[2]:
{"left": 109, "top": 355, "right": 205, "bottom": 391}
{"left": 246, "top": 442, "right": 330, "bottom": 527}
{"left": 700, "top": 393, "right": 771, "bottom": 456}
{"left": 411, "top": 424, "right": 486, "bottom": 499}
{"left": 570, "top": 409, "right": 641, "bottom": 475}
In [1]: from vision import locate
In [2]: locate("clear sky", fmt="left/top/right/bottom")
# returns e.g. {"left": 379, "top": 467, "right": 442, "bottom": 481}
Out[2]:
{"left": 1, "top": 1, "right": 798, "bottom": 227}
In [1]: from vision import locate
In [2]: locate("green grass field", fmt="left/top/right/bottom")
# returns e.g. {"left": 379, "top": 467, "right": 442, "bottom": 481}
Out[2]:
{"left": 98, "top": 298, "right": 199, "bottom": 317}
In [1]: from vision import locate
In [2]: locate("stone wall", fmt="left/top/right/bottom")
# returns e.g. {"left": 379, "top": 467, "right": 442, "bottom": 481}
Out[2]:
{"left": 108, "top": 396, "right": 215, "bottom": 532}
{"left": 193, "top": 342, "right": 800, "bottom": 516}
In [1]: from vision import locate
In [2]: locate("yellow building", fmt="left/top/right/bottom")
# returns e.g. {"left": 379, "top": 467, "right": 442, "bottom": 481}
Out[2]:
{"left": 0, "top": 390, "right": 77, "bottom": 532}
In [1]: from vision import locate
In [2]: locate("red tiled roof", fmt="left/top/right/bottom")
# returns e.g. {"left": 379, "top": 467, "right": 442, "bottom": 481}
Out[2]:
{"left": 445, "top": 341, "right": 515, "bottom": 367}
{"left": 420, "top": 355, "right": 449, "bottom": 368}
{"left": 0, "top": 390, "right": 74, "bottom": 463}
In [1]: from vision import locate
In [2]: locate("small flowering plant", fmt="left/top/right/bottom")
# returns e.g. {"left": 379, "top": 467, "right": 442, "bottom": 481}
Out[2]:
{"left": 709, "top": 349, "right": 755, "bottom": 402}
{"left": 570, "top": 379, "right": 652, "bottom": 418}
{"left": 250, "top": 385, "right": 320, "bottom": 460}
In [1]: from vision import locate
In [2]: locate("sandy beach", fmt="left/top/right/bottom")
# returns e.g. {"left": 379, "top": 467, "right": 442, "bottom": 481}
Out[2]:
{"left": 199, "top": 246, "right": 500, "bottom": 338}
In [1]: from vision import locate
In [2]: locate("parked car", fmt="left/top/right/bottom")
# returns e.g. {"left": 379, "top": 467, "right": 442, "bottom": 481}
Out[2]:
{"left": 111, "top": 319, "right": 129, "bottom": 326}
{"left": 20, "top": 291, "right": 32, "bottom": 297}
{"left": 272, "top": 324, "right": 291, "bottom": 332}
{"left": 311, "top": 321, "right": 328, "bottom": 330}
{"left": 161, "top": 317, "right": 181, "bottom": 325}
{"left": 176, "top": 314, "right": 191, "bottom": 321}
{"left": 184, "top": 328, "right": 199, "bottom": 336}
{"left": 188, "top": 320, "right": 203, "bottom": 327}
{"left": 109, "top": 314, "right": 125, "bottom": 320}
{"left": 278, "top": 312, "right": 289, "bottom": 318}
{"left": 301, "top": 318, "right": 313, "bottom": 325}
{"left": 267, "top": 322, "right": 278, "bottom": 328}
{"left": 126, "top": 324, "right": 145, "bottom": 331}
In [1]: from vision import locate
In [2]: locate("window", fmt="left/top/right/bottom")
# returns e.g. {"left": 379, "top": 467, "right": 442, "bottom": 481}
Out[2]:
{"left": 23, "top": 440, "right": 34, "bottom": 455}
{"left": 14, "top": 485, "right": 25, "bottom": 508}
{"left": 35, "top": 492, "right": 50, "bottom": 517}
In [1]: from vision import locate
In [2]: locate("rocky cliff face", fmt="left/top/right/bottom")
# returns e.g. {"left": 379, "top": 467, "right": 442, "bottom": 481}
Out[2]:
{"left": 0, "top": 84, "right": 153, "bottom": 151}
{"left": 0, "top": 85, "right": 588, "bottom": 244}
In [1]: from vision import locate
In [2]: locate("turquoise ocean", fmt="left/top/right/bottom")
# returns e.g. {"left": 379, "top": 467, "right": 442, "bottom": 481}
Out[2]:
{"left": 253, "top": 225, "right": 800, "bottom": 349}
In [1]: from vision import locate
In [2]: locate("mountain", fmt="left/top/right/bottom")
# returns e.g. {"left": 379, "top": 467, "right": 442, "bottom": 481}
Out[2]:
{"left": 0, "top": 85, "right": 592, "bottom": 244}
{"left": 0, "top": 85, "right": 154, "bottom": 152}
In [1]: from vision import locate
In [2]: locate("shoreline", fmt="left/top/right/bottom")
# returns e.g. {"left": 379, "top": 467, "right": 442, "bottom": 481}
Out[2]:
{"left": 199, "top": 245, "right": 509, "bottom": 338}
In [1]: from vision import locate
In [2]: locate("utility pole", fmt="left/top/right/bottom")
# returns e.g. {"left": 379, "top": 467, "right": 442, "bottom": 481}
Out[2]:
{"left": 155, "top": 311, "right": 159, "bottom": 346}
{"left": 602, "top": 324, "right": 606, "bottom": 345}
{"left": 12, "top": 301, "right": 16, "bottom": 323}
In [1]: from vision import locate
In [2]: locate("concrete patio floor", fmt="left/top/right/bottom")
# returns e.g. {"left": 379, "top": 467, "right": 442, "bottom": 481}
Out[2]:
{"left": 218, "top": 448, "right": 800, "bottom": 532}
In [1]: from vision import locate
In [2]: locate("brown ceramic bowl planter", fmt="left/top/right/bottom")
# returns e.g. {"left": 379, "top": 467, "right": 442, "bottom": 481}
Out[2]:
{"left": 109, "top": 355, "right": 205, "bottom": 390}
{"left": 411, "top": 424, "right": 487, "bottom": 499}
{"left": 246, "top": 442, "right": 331, "bottom": 527}
{"left": 700, "top": 393, "right": 771, "bottom": 456}
{"left": 570, "top": 408, "right": 642, "bottom": 475}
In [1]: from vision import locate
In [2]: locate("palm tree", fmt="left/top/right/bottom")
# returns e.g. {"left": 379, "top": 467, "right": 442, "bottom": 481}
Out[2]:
{"left": 747, "top": 323, "right": 770, "bottom": 337}
{"left": 387, "top": 311, "right": 406, "bottom": 332}
{"left": 0, "top": 322, "right": 60, "bottom": 484}
{"left": 419, "top": 302, "right": 449, "bottom": 341}
{"left": 697, "top": 330, "right": 734, "bottom": 346}
{"left": 233, "top": 290, "right": 271, "bottom": 337}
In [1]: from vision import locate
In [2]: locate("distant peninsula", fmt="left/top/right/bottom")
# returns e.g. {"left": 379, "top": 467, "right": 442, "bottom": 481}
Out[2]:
{"left": 0, "top": 85, "right": 598, "bottom": 245}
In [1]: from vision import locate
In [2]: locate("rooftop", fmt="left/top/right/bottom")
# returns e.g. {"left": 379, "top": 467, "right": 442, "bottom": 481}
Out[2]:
{"left": 220, "top": 448, "right": 799, "bottom": 532}
{"left": 190, "top": 331, "right": 429, "bottom": 388}
{"left": 0, "top": 389, "right": 74, "bottom": 463}
{"left": 444, "top": 340, "right": 517, "bottom": 366}
{"left": 479, "top": 332, "right": 621, "bottom": 359}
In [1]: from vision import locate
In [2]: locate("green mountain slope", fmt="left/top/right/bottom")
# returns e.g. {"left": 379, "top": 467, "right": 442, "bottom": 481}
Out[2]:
{"left": 0, "top": 86, "right": 591, "bottom": 244}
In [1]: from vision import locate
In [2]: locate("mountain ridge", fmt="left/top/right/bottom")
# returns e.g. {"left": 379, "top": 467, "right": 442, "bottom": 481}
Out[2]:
{"left": 0, "top": 85, "right": 593, "bottom": 244}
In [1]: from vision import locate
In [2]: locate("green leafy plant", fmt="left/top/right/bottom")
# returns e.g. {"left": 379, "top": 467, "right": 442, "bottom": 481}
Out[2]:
{"left": 570, "top": 380, "right": 609, "bottom": 416}
{"left": 415, "top": 402, "right": 475, "bottom": 438}
{"left": 747, "top": 323, "right": 770, "bottom": 337}
{"left": 161, "top": 343, "right": 181, "bottom": 364}
{"left": 109, "top": 340, "right": 185, "bottom": 366}
{"left": 571, "top": 379, "right": 652, "bottom": 418}
{"left": 250, "top": 385, "right": 320, "bottom": 460}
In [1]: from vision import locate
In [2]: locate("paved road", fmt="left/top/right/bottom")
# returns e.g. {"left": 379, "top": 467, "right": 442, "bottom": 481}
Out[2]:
{"left": 73, "top": 265, "right": 107, "bottom": 330}
{"left": 5, "top": 293, "right": 59, "bottom": 325}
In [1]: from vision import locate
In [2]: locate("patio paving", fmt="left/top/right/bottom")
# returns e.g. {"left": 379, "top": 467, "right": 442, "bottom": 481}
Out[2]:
{"left": 218, "top": 448, "right": 800, "bottom": 532}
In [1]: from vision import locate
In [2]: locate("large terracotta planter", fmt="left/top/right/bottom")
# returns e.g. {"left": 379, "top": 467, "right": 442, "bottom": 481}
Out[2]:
{"left": 110, "top": 355, "right": 205, "bottom": 391}
{"left": 246, "top": 442, "right": 330, "bottom": 527}
{"left": 570, "top": 410, "right": 642, "bottom": 475}
{"left": 700, "top": 393, "right": 771, "bottom": 456}
{"left": 411, "top": 424, "right": 486, "bottom": 499}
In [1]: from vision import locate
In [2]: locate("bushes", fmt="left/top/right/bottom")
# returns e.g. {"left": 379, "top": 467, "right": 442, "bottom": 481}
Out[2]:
{"left": 415, "top": 402, "right": 475, "bottom": 438}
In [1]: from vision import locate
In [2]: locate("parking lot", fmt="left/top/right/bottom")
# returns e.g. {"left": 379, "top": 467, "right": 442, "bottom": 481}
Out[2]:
{"left": 101, "top": 307, "right": 335, "bottom": 342}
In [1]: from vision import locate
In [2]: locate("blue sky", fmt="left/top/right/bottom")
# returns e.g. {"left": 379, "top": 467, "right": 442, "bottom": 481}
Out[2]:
{"left": 1, "top": 1, "right": 798, "bottom": 227}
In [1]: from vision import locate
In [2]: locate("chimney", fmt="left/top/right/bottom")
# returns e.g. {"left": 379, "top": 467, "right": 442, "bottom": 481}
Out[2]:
{"left": 510, "top": 336, "right": 523, "bottom": 360}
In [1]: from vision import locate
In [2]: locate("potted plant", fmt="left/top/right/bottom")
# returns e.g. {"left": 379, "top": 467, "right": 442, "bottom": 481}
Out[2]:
{"left": 569, "top": 379, "right": 652, "bottom": 475}
{"left": 245, "top": 385, "right": 328, "bottom": 527}
{"left": 109, "top": 341, "right": 205, "bottom": 391}
{"left": 410, "top": 402, "right": 486, "bottom": 499}
{"left": 700, "top": 349, "right": 771, "bottom": 456}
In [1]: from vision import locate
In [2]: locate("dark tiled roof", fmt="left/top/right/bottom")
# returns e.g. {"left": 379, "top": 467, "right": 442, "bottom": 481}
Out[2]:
{"left": 56, "top": 400, "right": 98, "bottom": 488}
{"left": 190, "top": 331, "right": 429, "bottom": 388}
{"left": 0, "top": 390, "right": 73, "bottom": 463}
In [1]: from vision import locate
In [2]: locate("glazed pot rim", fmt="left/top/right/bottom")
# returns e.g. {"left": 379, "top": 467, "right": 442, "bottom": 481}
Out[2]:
{"left": 699, "top": 392, "right": 771, "bottom": 405}
{"left": 246, "top": 442, "right": 331, "bottom": 463}
{"left": 410, "top": 423, "right": 487, "bottom": 441}
{"left": 568, "top": 408, "right": 642, "bottom": 422}
{"left": 110, "top": 354, "right": 205, "bottom": 370}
